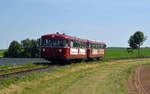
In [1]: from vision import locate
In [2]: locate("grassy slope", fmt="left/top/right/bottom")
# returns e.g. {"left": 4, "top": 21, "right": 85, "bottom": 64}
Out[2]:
{"left": 0, "top": 49, "right": 6, "bottom": 57}
{"left": 105, "top": 47, "right": 150, "bottom": 58}
{"left": 1, "top": 58, "right": 150, "bottom": 94}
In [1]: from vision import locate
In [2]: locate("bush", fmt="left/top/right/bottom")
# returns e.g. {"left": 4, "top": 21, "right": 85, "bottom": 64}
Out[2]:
{"left": 4, "top": 39, "right": 40, "bottom": 58}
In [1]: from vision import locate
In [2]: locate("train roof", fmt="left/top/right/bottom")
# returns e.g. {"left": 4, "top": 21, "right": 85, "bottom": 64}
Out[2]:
{"left": 87, "top": 40, "right": 106, "bottom": 45}
{"left": 42, "top": 33, "right": 106, "bottom": 45}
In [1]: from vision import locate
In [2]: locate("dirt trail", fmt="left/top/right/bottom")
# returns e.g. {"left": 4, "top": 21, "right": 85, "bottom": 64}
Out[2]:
{"left": 127, "top": 66, "right": 150, "bottom": 94}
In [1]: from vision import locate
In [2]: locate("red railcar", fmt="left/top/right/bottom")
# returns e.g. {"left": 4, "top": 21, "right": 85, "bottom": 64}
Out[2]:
{"left": 40, "top": 33, "right": 106, "bottom": 62}
{"left": 87, "top": 40, "right": 106, "bottom": 60}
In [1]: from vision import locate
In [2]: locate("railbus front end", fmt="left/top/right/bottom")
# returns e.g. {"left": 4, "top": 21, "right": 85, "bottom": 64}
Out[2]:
{"left": 40, "top": 34, "right": 69, "bottom": 62}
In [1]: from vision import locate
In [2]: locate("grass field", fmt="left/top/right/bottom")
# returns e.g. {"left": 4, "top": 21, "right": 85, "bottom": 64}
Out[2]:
{"left": 1, "top": 58, "right": 150, "bottom": 94}
{"left": 105, "top": 47, "right": 150, "bottom": 58}
{"left": 0, "top": 49, "right": 6, "bottom": 57}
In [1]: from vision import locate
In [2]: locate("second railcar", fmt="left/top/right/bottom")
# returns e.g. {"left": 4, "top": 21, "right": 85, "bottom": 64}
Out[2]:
{"left": 87, "top": 40, "right": 106, "bottom": 60}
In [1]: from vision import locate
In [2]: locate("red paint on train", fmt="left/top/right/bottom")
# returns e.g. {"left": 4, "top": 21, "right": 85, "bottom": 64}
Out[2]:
{"left": 40, "top": 33, "right": 106, "bottom": 62}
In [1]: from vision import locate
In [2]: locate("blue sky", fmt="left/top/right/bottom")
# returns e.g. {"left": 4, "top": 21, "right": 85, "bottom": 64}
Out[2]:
{"left": 0, "top": 0, "right": 150, "bottom": 49}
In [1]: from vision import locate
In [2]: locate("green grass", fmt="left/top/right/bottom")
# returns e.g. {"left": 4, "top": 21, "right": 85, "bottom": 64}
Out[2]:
{"left": 0, "top": 63, "right": 48, "bottom": 75}
{"left": 0, "top": 63, "right": 34, "bottom": 70}
{"left": 0, "top": 65, "right": 47, "bottom": 75}
{"left": 1, "top": 58, "right": 150, "bottom": 94}
{"left": 0, "top": 49, "right": 7, "bottom": 57}
{"left": 0, "top": 63, "right": 49, "bottom": 89}
{"left": 105, "top": 47, "right": 150, "bottom": 58}
{"left": 0, "top": 72, "right": 49, "bottom": 89}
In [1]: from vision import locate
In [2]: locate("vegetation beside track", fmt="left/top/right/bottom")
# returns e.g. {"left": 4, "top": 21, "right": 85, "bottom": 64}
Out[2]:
{"left": 0, "top": 58, "right": 150, "bottom": 94}
{"left": 105, "top": 47, "right": 150, "bottom": 58}
{"left": 0, "top": 65, "right": 48, "bottom": 75}
{"left": 0, "top": 63, "right": 34, "bottom": 70}
{"left": 0, "top": 63, "right": 51, "bottom": 89}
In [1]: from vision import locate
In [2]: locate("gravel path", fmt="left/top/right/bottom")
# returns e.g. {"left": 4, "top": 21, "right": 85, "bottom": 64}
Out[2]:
{"left": 0, "top": 58, "right": 49, "bottom": 66}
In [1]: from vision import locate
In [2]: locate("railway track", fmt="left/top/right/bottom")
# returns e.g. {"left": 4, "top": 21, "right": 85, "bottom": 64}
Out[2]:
{"left": 0, "top": 65, "right": 56, "bottom": 78}
{"left": 0, "top": 65, "right": 37, "bottom": 72}
{"left": 0, "top": 58, "right": 49, "bottom": 66}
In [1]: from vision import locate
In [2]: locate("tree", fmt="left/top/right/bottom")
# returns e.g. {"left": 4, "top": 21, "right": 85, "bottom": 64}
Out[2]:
{"left": 4, "top": 40, "right": 22, "bottom": 57}
{"left": 21, "top": 38, "right": 40, "bottom": 58}
{"left": 128, "top": 31, "right": 147, "bottom": 56}
{"left": 21, "top": 39, "right": 32, "bottom": 58}
{"left": 30, "top": 39, "right": 40, "bottom": 58}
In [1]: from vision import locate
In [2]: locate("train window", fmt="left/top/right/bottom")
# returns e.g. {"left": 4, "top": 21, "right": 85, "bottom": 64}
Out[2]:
{"left": 88, "top": 43, "right": 91, "bottom": 48}
{"left": 98, "top": 45, "right": 100, "bottom": 48}
{"left": 71, "top": 40, "right": 77, "bottom": 48}
{"left": 83, "top": 42, "right": 86, "bottom": 48}
{"left": 101, "top": 45, "right": 103, "bottom": 49}
{"left": 41, "top": 38, "right": 48, "bottom": 46}
{"left": 73, "top": 41, "right": 78, "bottom": 47}
{"left": 71, "top": 41, "right": 73, "bottom": 47}
{"left": 47, "top": 39, "right": 52, "bottom": 46}
{"left": 41, "top": 38, "right": 68, "bottom": 47}
{"left": 53, "top": 39, "right": 68, "bottom": 47}
{"left": 99, "top": 45, "right": 101, "bottom": 49}
{"left": 78, "top": 42, "right": 82, "bottom": 48}
{"left": 101, "top": 44, "right": 104, "bottom": 49}
{"left": 53, "top": 39, "right": 59, "bottom": 46}
{"left": 93, "top": 44, "right": 96, "bottom": 49}
{"left": 97, "top": 44, "right": 99, "bottom": 49}
{"left": 91, "top": 44, "right": 93, "bottom": 48}
{"left": 99, "top": 44, "right": 105, "bottom": 49}
{"left": 91, "top": 44, "right": 103, "bottom": 49}
{"left": 70, "top": 40, "right": 86, "bottom": 48}
{"left": 41, "top": 38, "right": 45, "bottom": 46}
{"left": 78, "top": 41, "right": 86, "bottom": 48}
{"left": 62, "top": 39, "right": 67, "bottom": 47}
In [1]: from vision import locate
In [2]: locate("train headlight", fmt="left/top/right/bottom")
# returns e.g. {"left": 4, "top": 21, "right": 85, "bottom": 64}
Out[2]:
{"left": 59, "top": 49, "right": 62, "bottom": 52}
{"left": 43, "top": 48, "right": 45, "bottom": 51}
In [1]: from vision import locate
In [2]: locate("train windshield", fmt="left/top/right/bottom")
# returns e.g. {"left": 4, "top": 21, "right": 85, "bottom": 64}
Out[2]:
{"left": 41, "top": 38, "right": 68, "bottom": 47}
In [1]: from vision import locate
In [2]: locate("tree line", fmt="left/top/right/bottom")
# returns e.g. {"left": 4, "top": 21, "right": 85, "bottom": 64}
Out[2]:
{"left": 4, "top": 39, "right": 40, "bottom": 58}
